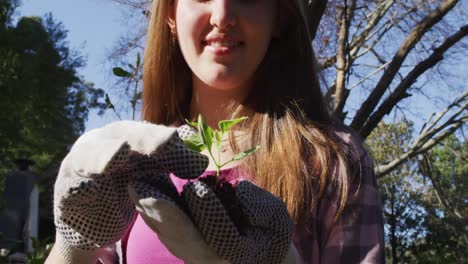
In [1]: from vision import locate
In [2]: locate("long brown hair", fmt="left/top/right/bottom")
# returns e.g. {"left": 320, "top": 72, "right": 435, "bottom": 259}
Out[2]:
{"left": 143, "top": 0, "right": 349, "bottom": 224}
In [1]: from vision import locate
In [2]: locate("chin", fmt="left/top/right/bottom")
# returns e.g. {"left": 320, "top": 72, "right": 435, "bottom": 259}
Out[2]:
{"left": 205, "top": 79, "right": 246, "bottom": 91}
{"left": 203, "top": 73, "right": 250, "bottom": 90}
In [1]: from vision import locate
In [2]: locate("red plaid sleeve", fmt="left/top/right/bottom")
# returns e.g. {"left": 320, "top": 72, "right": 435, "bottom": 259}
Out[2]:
{"left": 292, "top": 126, "right": 385, "bottom": 263}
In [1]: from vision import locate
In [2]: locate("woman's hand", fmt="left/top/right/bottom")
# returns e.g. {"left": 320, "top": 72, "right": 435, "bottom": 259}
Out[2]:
{"left": 52, "top": 121, "right": 208, "bottom": 262}
{"left": 182, "top": 180, "right": 298, "bottom": 264}
{"left": 128, "top": 179, "right": 230, "bottom": 264}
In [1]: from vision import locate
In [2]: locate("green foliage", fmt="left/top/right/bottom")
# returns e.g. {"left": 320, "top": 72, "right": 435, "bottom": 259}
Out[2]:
{"left": 184, "top": 133, "right": 206, "bottom": 153}
{"left": 184, "top": 115, "right": 259, "bottom": 177}
{"left": 367, "top": 121, "right": 414, "bottom": 164}
{"left": 368, "top": 121, "right": 424, "bottom": 263}
{"left": 408, "top": 135, "right": 467, "bottom": 263}
{"left": 113, "top": 66, "right": 132, "bottom": 78}
{"left": 27, "top": 237, "right": 52, "bottom": 264}
{"left": 368, "top": 122, "right": 467, "bottom": 263}
{"left": 0, "top": 1, "right": 105, "bottom": 210}
{"left": 0, "top": 0, "right": 19, "bottom": 28}
{"left": 218, "top": 117, "right": 247, "bottom": 134}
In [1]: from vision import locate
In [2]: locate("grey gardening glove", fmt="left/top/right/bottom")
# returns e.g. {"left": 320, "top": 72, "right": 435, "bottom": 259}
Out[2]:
{"left": 125, "top": 124, "right": 228, "bottom": 263}
{"left": 128, "top": 177, "right": 230, "bottom": 264}
{"left": 128, "top": 179, "right": 301, "bottom": 264}
{"left": 182, "top": 180, "right": 297, "bottom": 264}
{"left": 53, "top": 121, "right": 208, "bottom": 263}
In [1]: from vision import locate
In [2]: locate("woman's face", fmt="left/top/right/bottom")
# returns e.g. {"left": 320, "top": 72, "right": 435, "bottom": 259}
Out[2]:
{"left": 168, "top": 0, "right": 278, "bottom": 93}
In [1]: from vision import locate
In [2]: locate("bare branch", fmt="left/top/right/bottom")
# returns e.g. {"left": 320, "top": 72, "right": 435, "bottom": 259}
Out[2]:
{"left": 413, "top": 92, "right": 467, "bottom": 148}
{"left": 111, "top": 0, "right": 148, "bottom": 11}
{"left": 108, "top": 27, "right": 147, "bottom": 60}
{"left": 375, "top": 92, "right": 467, "bottom": 178}
{"left": 348, "top": 60, "right": 391, "bottom": 90}
{"left": 319, "top": 3, "right": 415, "bottom": 70}
{"left": 334, "top": 0, "right": 357, "bottom": 115}
{"left": 354, "top": 7, "right": 417, "bottom": 60}
{"left": 349, "top": 0, "right": 395, "bottom": 56}
{"left": 351, "top": 0, "right": 460, "bottom": 133}
{"left": 360, "top": 25, "right": 468, "bottom": 138}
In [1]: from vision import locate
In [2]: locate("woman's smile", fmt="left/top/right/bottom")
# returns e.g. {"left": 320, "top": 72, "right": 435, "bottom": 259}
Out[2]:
{"left": 202, "top": 34, "right": 244, "bottom": 57}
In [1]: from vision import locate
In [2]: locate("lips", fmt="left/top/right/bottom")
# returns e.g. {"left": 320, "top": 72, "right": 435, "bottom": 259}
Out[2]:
{"left": 202, "top": 34, "right": 243, "bottom": 55}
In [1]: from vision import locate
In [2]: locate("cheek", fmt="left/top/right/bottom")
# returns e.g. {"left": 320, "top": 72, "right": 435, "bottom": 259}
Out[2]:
{"left": 175, "top": 6, "right": 206, "bottom": 56}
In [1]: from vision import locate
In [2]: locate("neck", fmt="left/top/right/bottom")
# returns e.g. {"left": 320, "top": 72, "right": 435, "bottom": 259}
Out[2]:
{"left": 188, "top": 76, "right": 250, "bottom": 127}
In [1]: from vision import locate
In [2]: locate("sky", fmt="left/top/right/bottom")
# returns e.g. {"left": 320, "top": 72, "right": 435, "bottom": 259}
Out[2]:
{"left": 18, "top": 0, "right": 130, "bottom": 131}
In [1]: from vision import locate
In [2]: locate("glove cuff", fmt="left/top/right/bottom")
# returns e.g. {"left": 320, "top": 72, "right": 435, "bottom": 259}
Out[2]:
{"left": 55, "top": 233, "right": 99, "bottom": 263}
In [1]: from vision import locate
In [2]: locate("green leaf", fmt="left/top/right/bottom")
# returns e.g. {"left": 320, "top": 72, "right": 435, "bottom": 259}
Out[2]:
{"left": 31, "top": 237, "right": 39, "bottom": 249}
{"left": 185, "top": 118, "right": 198, "bottom": 128}
{"left": 198, "top": 114, "right": 213, "bottom": 151}
{"left": 214, "top": 131, "right": 222, "bottom": 142}
{"left": 112, "top": 67, "right": 132, "bottom": 78}
{"left": 105, "top": 93, "right": 115, "bottom": 109}
{"left": 218, "top": 117, "right": 248, "bottom": 133}
{"left": 183, "top": 133, "right": 206, "bottom": 152}
{"left": 128, "top": 64, "right": 136, "bottom": 71}
{"left": 230, "top": 145, "right": 260, "bottom": 162}
{"left": 136, "top": 52, "right": 141, "bottom": 68}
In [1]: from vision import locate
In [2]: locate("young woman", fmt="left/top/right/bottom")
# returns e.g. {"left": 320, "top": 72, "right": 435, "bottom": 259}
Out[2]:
{"left": 47, "top": 0, "right": 385, "bottom": 263}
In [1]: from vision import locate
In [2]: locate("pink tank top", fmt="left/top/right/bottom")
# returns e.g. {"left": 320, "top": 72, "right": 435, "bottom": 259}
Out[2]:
{"left": 123, "top": 168, "right": 243, "bottom": 263}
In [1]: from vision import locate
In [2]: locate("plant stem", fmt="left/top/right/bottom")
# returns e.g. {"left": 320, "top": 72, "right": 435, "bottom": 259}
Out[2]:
{"left": 217, "top": 132, "right": 223, "bottom": 176}
{"left": 206, "top": 147, "right": 221, "bottom": 177}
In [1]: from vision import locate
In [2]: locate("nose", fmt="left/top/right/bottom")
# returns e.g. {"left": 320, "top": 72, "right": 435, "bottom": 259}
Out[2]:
{"left": 210, "top": 0, "right": 237, "bottom": 30}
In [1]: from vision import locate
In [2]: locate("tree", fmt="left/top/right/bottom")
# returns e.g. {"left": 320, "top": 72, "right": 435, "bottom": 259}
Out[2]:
{"left": 368, "top": 122, "right": 467, "bottom": 263}
{"left": 367, "top": 121, "right": 424, "bottom": 263}
{"left": 305, "top": 0, "right": 467, "bottom": 176}
{"left": 0, "top": 2, "right": 105, "bottom": 200}
{"left": 409, "top": 135, "right": 467, "bottom": 263}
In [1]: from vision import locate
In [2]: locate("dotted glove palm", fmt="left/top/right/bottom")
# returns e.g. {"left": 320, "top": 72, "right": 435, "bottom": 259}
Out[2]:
{"left": 182, "top": 180, "right": 300, "bottom": 264}
{"left": 53, "top": 121, "right": 208, "bottom": 263}
{"left": 127, "top": 177, "right": 230, "bottom": 264}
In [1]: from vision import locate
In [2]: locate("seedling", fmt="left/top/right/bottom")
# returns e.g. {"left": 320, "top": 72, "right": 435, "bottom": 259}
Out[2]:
{"left": 184, "top": 114, "right": 259, "bottom": 177}
{"left": 183, "top": 115, "right": 259, "bottom": 233}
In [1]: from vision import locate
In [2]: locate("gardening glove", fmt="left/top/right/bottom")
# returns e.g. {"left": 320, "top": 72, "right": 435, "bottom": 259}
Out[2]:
{"left": 127, "top": 177, "right": 230, "bottom": 264}
{"left": 53, "top": 121, "right": 208, "bottom": 263}
{"left": 182, "top": 180, "right": 297, "bottom": 264}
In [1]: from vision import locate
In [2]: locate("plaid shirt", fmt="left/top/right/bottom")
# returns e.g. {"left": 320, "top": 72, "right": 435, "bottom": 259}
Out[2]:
{"left": 292, "top": 126, "right": 385, "bottom": 263}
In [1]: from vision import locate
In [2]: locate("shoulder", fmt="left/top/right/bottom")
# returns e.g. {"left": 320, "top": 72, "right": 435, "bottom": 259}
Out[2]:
{"left": 312, "top": 124, "right": 386, "bottom": 264}
{"left": 326, "top": 123, "right": 374, "bottom": 184}
{"left": 313, "top": 123, "right": 378, "bottom": 210}
{"left": 327, "top": 123, "right": 368, "bottom": 158}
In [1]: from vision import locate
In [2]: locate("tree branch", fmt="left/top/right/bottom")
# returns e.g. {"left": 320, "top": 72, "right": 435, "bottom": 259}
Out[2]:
{"left": 351, "top": 0, "right": 460, "bottom": 133}
{"left": 348, "top": 0, "right": 395, "bottom": 57}
{"left": 375, "top": 92, "right": 467, "bottom": 178}
{"left": 334, "top": 0, "right": 357, "bottom": 116}
{"left": 320, "top": 4, "right": 415, "bottom": 70}
{"left": 360, "top": 25, "right": 468, "bottom": 139}
{"left": 420, "top": 153, "right": 463, "bottom": 219}
{"left": 413, "top": 93, "right": 467, "bottom": 149}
